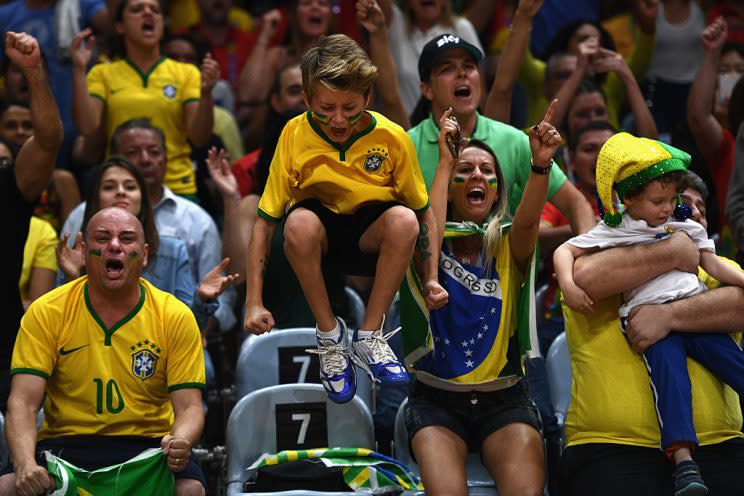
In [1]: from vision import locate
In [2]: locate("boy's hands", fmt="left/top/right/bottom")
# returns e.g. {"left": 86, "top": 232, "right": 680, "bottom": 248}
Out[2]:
{"left": 244, "top": 304, "right": 275, "bottom": 334}
{"left": 424, "top": 279, "right": 448, "bottom": 309}
{"left": 562, "top": 282, "right": 594, "bottom": 314}
{"left": 529, "top": 99, "right": 561, "bottom": 167}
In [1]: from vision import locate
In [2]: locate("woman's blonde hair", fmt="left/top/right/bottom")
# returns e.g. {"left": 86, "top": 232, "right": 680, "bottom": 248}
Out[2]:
{"left": 403, "top": 1, "right": 455, "bottom": 36}
{"left": 301, "top": 34, "right": 378, "bottom": 99}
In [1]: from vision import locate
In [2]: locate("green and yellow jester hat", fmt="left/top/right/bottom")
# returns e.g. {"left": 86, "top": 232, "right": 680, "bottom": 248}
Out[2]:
{"left": 596, "top": 132, "right": 691, "bottom": 227}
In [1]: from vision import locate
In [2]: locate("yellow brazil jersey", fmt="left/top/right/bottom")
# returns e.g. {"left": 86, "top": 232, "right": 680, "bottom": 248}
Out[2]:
{"left": 562, "top": 258, "right": 743, "bottom": 449}
{"left": 258, "top": 111, "right": 429, "bottom": 221}
{"left": 19, "top": 217, "right": 58, "bottom": 302}
{"left": 87, "top": 57, "right": 201, "bottom": 195}
{"left": 11, "top": 277, "right": 205, "bottom": 440}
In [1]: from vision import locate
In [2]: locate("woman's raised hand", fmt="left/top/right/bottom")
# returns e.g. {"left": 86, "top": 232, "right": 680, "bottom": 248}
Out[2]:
{"left": 438, "top": 107, "right": 464, "bottom": 163}
{"left": 529, "top": 99, "right": 562, "bottom": 168}
{"left": 70, "top": 28, "right": 95, "bottom": 70}
{"left": 200, "top": 52, "right": 221, "bottom": 93}
{"left": 356, "top": 0, "right": 385, "bottom": 33}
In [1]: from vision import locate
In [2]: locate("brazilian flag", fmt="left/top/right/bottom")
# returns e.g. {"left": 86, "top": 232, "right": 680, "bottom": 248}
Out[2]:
{"left": 400, "top": 221, "right": 540, "bottom": 367}
{"left": 251, "top": 447, "right": 423, "bottom": 492}
{"left": 46, "top": 448, "right": 174, "bottom": 495}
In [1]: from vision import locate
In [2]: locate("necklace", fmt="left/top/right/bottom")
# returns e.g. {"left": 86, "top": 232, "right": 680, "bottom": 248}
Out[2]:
{"left": 453, "top": 240, "right": 481, "bottom": 266}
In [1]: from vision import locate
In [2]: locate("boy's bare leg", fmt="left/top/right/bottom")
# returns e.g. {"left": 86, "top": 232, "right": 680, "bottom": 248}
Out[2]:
{"left": 284, "top": 208, "right": 336, "bottom": 332}
{"left": 358, "top": 206, "right": 419, "bottom": 330}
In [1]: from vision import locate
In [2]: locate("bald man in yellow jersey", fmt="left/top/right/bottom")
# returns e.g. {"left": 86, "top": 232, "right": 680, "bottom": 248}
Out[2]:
{"left": 0, "top": 208, "right": 207, "bottom": 496}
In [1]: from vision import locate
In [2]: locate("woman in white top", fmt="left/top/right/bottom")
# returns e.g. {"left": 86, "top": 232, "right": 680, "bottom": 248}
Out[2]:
{"left": 379, "top": 0, "right": 484, "bottom": 114}
{"left": 643, "top": 0, "right": 705, "bottom": 138}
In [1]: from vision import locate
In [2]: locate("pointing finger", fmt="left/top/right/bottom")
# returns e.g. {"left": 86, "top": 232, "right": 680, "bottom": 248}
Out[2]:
{"left": 541, "top": 98, "right": 558, "bottom": 125}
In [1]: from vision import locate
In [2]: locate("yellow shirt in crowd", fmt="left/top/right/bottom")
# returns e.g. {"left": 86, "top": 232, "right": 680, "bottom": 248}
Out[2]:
{"left": 87, "top": 57, "right": 201, "bottom": 195}
{"left": 12, "top": 278, "right": 205, "bottom": 440}
{"left": 19, "top": 217, "right": 58, "bottom": 303}
{"left": 258, "top": 111, "right": 429, "bottom": 221}
{"left": 562, "top": 261, "right": 743, "bottom": 449}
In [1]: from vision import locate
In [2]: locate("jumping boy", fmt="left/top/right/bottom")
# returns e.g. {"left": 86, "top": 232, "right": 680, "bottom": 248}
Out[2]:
{"left": 243, "top": 34, "right": 446, "bottom": 404}
{"left": 554, "top": 132, "right": 744, "bottom": 496}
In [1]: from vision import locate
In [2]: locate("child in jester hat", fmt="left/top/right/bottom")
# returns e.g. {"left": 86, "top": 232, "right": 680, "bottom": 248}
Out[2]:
{"left": 243, "top": 34, "right": 447, "bottom": 405}
{"left": 554, "top": 132, "right": 744, "bottom": 496}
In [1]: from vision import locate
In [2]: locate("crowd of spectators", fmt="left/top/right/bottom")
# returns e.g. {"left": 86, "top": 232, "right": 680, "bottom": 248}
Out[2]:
{"left": 2, "top": 0, "right": 744, "bottom": 494}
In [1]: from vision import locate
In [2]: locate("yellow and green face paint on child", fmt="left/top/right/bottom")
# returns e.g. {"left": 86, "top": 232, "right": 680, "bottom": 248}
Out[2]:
{"left": 312, "top": 110, "right": 364, "bottom": 126}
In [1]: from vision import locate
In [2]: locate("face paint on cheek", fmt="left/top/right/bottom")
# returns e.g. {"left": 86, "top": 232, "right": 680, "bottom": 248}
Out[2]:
{"left": 312, "top": 111, "right": 330, "bottom": 125}
{"left": 129, "top": 251, "right": 139, "bottom": 260}
{"left": 488, "top": 178, "right": 498, "bottom": 190}
{"left": 88, "top": 248, "right": 102, "bottom": 257}
{"left": 451, "top": 176, "right": 465, "bottom": 186}
{"left": 347, "top": 111, "right": 363, "bottom": 125}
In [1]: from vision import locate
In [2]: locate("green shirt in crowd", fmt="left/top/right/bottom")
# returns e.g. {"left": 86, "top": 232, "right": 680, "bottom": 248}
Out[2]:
{"left": 408, "top": 112, "right": 567, "bottom": 215}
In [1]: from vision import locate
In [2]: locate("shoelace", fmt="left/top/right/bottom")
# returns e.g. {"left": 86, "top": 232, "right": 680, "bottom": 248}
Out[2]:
{"left": 307, "top": 340, "right": 351, "bottom": 378}
{"left": 356, "top": 326, "right": 402, "bottom": 365}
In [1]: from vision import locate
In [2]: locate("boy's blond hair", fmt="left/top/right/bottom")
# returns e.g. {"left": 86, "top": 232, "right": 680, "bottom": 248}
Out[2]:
{"left": 301, "top": 34, "right": 378, "bottom": 99}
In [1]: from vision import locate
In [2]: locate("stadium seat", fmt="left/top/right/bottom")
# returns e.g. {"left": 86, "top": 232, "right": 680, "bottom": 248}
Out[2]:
{"left": 545, "top": 332, "right": 572, "bottom": 427}
{"left": 234, "top": 328, "right": 374, "bottom": 410}
{"left": 0, "top": 412, "right": 7, "bottom": 469}
{"left": 393, "top": 398, "right": 499, "bottom": 496}
{"left": 225, "top": 383, "right": 375, "bottom": 496}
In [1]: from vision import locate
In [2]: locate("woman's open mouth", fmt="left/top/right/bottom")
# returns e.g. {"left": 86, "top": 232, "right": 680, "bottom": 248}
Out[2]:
{"left": 466, "top": 188, "right": 486, "bottom": 205}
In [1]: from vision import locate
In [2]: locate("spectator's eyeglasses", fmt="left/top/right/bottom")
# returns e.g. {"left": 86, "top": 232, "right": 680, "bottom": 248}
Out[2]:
{"left": 0, "top": 156, "right": 12, "bottom": 169}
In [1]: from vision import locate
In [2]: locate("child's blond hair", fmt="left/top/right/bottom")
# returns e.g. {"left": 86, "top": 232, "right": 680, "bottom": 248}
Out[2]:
{"left": 301, "top": 34, "right": 378, "bottom": 100}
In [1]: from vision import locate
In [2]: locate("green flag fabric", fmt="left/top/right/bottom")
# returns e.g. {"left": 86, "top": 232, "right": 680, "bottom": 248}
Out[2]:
{"left": 46, "top": 448, "right": 174, "bottom": 496}
{"left": 400, "top": 221, "right": 540, "bottom": 367}
{"left": 250, "top": 447, "right": 423, "bottom": 493}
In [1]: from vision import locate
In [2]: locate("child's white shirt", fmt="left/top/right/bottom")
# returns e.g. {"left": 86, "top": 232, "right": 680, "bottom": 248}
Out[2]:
{"left": 567, "top": 215, "right": 714, "bottom": 317}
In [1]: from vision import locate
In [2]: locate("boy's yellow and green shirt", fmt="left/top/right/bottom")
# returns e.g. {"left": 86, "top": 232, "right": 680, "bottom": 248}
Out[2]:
{"left": 11, "top": 277, "right": 205, "bottom": 440}
{"left": 87, "top": 57, "right": 201, "bottom": 195}
{"left": 258, "top": 111, "right": 430, "bottom": 221}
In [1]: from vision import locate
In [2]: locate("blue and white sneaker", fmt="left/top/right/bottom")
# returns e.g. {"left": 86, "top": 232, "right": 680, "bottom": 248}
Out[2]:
{"left": 352, "top": 315, "right": 408, "bottom": 384}
{"left": 308, "top": 318, "right": 356, "bottom": 404}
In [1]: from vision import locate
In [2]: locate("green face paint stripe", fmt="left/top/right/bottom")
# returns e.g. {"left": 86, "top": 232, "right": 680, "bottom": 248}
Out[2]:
{"left": 312, "top": 112, "right": 330, "bottom": 124}
{"left": 88, "top": 249, "right": 102, "bottom": 256}
{"left": 488, "top": 178, "right": 498, "bottom": 187}
{"left": 130, "top": 251, "right": 139, "bottom": 259}
{"left": 347, "top": 111, "right": 363, "bottom": 125}
{"left": 452, "top": 177, "right": 465, "bottom": 184}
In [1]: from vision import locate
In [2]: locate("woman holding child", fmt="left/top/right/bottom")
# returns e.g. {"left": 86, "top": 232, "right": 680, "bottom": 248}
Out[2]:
{"left": 403, "top": 101, "right": 562, "bottom": 496}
